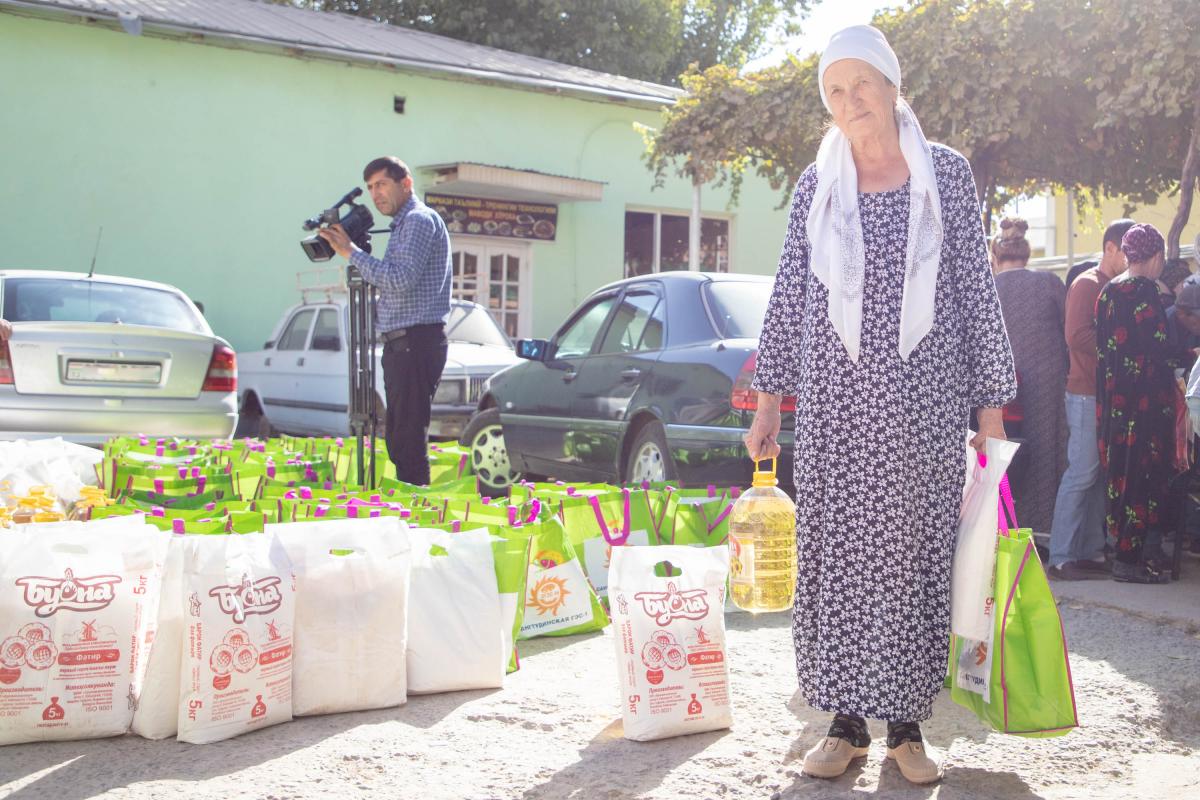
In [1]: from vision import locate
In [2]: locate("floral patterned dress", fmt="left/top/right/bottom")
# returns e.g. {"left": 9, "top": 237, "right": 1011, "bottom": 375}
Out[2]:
{"left": 1095, "top": 276, "right": 1194, "bottom": 564}
{"left": 753, "top": 144, "right": 1015, "bottom": 723}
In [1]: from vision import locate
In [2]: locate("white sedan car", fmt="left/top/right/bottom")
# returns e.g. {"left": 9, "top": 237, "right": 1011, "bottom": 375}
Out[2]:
{"left": 0, "top": 270, "right": 238, "bottom": 443}
{"left": 236, "top": 298, "right": 519, "bottom": 439}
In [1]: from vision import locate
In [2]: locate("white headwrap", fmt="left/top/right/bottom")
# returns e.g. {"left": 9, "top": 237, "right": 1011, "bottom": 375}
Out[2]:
{"left": 807, "top": 25, "right": 943, "bottom": 363}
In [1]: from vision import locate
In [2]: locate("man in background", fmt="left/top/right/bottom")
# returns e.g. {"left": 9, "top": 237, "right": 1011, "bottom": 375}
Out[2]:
{"left": 1047, "top": 219, "right": 1135, "bottom": 580}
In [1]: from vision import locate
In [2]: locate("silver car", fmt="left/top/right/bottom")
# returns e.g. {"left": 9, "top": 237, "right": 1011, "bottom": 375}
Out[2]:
{"left": 236, "top": 297, "right": 520, "bottom": 440}
{"left": 0, "top": 270, "right": 237, "bottom": 443}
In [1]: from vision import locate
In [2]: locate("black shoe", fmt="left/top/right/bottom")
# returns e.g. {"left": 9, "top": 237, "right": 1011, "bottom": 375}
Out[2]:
{"left": 1111, "top": 560, "right": 1170, "bottom": 584}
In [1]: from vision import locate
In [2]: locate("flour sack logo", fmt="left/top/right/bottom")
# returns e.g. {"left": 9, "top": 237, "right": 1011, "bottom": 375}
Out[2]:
{"left": 634, "top": 582, "right": 709, "bottom": 625}
{"left": 208, "top": 574, "right": 283, "bottom": 624}
{"left": 16, "top": 569, "right": 122, "bottom": 617}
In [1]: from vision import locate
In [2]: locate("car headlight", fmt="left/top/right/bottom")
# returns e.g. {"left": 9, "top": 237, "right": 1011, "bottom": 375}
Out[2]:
{"left": 434, "top": 379, "right": 465, "bottom": 405}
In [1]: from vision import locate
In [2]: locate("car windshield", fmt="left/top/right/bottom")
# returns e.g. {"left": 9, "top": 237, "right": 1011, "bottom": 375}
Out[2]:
{"left": 703, "top": 281, "right": 772, "bottom": 339}
{"left": 445, "top": 304, "right": 512, "bottom": 348}
{"left": 2, "top": 278, "right": 206, "bottom": 334}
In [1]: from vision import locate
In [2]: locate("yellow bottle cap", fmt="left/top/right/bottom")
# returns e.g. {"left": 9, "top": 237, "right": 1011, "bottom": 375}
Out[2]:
{"left": 752, "top": 458, "right": 778, "bottom": 488}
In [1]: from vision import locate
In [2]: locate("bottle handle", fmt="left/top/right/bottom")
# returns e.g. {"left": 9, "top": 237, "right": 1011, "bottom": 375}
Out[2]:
{"left": 755, "top": 457, "right": 777, "bottom": 477}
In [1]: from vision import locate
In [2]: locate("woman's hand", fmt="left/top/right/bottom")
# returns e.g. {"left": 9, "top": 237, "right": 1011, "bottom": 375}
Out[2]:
{"left": 744, "top": 393, "right": 784, "bottom": 462}
{"left": 970, "top": 407, "right": 1007, "bottom": 452}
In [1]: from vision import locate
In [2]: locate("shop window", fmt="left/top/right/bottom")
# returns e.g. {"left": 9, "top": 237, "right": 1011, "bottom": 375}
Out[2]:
{"left": 623, "top": 211, "right": 731, "bottom": 276}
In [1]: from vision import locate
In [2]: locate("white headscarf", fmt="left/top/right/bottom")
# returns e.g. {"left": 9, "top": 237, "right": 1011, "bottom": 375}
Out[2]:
{"left": 807, "top": 25, "right": 943, "bottom": 364}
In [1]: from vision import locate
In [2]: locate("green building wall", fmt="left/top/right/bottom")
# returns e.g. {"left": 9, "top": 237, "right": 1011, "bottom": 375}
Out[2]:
{"left": 0, "top": 10, "right": 791, "bottom": 352}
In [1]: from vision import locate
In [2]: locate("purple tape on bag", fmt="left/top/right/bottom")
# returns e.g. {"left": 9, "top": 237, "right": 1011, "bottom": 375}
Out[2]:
{"left": 707, "top": 484, "right": 717, "bottom": 498}
{"left": 266, "top": 463, "right": 275, "bottom": 479}
{"left": 588, "top": 489, "right": 631, "bottom": 545}
{"left": 323, "top": 481, "right": 334, "bottom": 491}
{"left": 457, "top": 453, "right": 469, "bottom": 477}
{"left": 482, "top": 496, "right": 492, "bottom": 505}
{"left": 139, "top": 436, "right": 148, "bottom": 447}
{"left": 205, "top": 502, "right": 216, "bottom": 511}
{"left": 153, "top": 478, "right": 164, "bottom": 494}
{"left": 508, "top": 505, "right": 519, "bottom": 527}
{"left": 706, "top": 500, "right": 733, "bottom": 535}
{"left": 335, "top": 437, "right": 344, "bottom": 447}
{"left": 151, "top": 506, "right": 165, "bottom": 517}
{"left": 299, "top": 487, "right": 313, "bottom": 500}
{"left": 195, "top": 476, "right": 207, "bottom": 494}
{"left": 155, "top": 445, "right": 164, "bottom": 457}
{"left": 348, "top": 505, "right": 359, "bottom": 519}
{"left": 177, "top": 467, "right": 187, "bottom": 480}
{"left": 315, "top": 506, "right": 328, "bottom": 518}
{"left": 172, "top": 518, "right": 185, "bottom": 535}
{"left": 400, "top": 509, "right": 411, "bottom": 519}
{"left": 452, "top": 520, "right": 462, "bottom": 533}
{"left": 370, "top": 494, "right": 381, "bottom": 504}
{"left": 526, "top": 499, "right": 542, "bottom": 524}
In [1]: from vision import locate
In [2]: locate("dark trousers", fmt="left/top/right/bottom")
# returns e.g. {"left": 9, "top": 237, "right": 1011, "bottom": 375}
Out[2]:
{"left": 381, "top": 325, "right": 448, "bottom": 486}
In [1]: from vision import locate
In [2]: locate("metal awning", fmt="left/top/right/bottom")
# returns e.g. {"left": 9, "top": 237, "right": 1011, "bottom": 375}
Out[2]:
{"left": 420, "top": 162, "right": 605, "bottom": 204}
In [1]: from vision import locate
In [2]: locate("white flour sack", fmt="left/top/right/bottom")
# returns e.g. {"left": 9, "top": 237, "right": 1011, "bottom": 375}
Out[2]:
{"left": 131, "top": 535, "right": 186, "bottom": 740}
{"left": 406, "top": 528, "right": 505, "bottom": 694}
{"left": 0, "top": 524, "right": 166, "bottom": 746}
{"left": 609, "top": 545, "right": 732, "bottom": 742}
{"left": 270, "top": 517, "right": 412, "bottom": 716}
{"left": 177, "top": 533, "right": 296, "bottom": 744}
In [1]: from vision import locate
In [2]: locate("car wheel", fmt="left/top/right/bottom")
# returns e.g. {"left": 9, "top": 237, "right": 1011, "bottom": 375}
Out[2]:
{"left": 233, "top": 395, "right": 274, "bottom": 440}
{"left": 462, "top": 407, "right": 520, "bottom": 496}
{"left": 624, "top": 421, "right": 676, "bottom": 484}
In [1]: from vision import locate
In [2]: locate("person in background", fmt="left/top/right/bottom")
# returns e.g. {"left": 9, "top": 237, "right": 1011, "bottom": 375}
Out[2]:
{"left": 1096, "top": 223, "right": 1197, "bottom": 583}
{"left": 1047, "top": 219, "right": 1135, "bottom": 581}
{"left": 1158, "top": 257, "right": 1193, "bottom": 307}
{"left": 991, "top": 217, "right": 1068, "bottom": 533}
{"left": 1167, "top": 273, "right": 1200, "bottom": 349}
{"left": 1065, "top": 259, "right": 1098, "bottom": 292}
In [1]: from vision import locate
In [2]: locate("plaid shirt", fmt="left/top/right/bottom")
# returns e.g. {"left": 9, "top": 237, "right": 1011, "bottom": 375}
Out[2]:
{"left": 349, "top": 195, "right": 452, "bottom": 332}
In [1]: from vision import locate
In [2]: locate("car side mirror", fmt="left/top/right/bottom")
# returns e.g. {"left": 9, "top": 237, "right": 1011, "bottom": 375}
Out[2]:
{"left": 264, "top": 340, "right": 275, "bottom": 349}
{"left": 517, "top": 338, "right": 550, "bottom": 362}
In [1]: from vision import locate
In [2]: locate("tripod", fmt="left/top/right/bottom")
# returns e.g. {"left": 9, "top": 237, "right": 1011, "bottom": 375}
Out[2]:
{"left": 345, "top": 264, "right": 378, "bottom": 488}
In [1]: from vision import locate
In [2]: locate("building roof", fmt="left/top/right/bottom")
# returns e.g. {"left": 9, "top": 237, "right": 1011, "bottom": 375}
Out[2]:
{"left": 1, "top": 0, "right": 684, "bottom": 107}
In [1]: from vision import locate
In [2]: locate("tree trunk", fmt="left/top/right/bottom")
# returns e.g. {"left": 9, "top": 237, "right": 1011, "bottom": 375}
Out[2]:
{"left": 1168, "top": 89, "right": 1200, "bottom": 261}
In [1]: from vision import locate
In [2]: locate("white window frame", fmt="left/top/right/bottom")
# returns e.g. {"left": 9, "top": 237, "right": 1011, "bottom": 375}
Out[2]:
{"left": 624, "top": 205, "right": 735, "bottom": 273}
{"left": 451, "top": 237, "right": 534, "bottom": 339}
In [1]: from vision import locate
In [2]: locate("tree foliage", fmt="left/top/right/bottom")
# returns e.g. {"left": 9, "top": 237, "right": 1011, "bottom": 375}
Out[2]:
{"left": 648, "top": 0, "right": 1198, "bottom": 243}
{"left": 276, "top": 1, "right": 808, "bottom": 86}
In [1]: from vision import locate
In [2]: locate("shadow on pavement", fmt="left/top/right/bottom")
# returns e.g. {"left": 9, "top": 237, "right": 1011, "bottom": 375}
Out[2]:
{"left": 519, "top": 719, "right": 727, "bottom": 800}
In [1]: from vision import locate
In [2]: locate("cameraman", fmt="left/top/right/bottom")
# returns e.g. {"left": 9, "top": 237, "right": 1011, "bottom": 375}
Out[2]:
{"left": 318, "top": 156, "right": 451, "bottom": 486}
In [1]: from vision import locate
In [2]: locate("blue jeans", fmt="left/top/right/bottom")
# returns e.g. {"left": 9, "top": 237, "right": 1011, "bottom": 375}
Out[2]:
{"left": 1048, "top": 392, "right": 1106, "bottom": 567}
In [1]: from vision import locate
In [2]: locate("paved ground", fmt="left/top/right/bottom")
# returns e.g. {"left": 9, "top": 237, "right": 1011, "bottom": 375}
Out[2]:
{"left": 2, "top": 575, "right": 1198, "bottom": 800}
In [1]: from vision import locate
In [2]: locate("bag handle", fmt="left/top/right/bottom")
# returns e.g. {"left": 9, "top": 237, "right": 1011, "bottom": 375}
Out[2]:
{"left": 998, "top": 473, "right": 1017, "bottom": 535}
{"left": 588, "top": 489, "right": 631, "bottom": 545}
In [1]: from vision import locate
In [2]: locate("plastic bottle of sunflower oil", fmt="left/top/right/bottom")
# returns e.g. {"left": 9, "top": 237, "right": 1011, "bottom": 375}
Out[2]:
{"left": 728, "top": 459, "right": 796, "bottom": 613}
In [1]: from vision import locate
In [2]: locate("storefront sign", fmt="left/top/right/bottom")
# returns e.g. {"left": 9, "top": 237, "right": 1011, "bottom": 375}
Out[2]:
{"left": 426, "top": 193, "right": 557, "bottom": 241}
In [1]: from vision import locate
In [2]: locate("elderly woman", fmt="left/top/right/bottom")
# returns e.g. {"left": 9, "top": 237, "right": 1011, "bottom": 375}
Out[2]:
{"left": 744, "top": 26, "right": 1015, "bottom": 784}
{"left": 991, "top": 217, "right": 1069, "bottom": 534}
{"left": 1095, "top": 223, "right": 1196, "bottom": 583}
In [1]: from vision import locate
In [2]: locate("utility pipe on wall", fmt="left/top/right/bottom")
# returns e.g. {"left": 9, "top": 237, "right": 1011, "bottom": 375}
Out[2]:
{"left": 689, "top": 180, "right": 701, "bottom": 271}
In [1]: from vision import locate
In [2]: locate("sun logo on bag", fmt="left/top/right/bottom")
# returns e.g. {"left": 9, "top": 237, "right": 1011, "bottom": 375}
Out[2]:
{"left": 527, "top": 575, "right": 570, "bottom": 617}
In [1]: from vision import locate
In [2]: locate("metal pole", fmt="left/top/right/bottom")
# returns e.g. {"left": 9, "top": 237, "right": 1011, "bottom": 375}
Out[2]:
{"left": 689, "top": 179, "right": 701, "bottom": 271}
{"left": 1066, "top": 189, "right": 1075, "bottom": 271}
{"left": 345, "top": 264, "right": 378, "bottom": 489}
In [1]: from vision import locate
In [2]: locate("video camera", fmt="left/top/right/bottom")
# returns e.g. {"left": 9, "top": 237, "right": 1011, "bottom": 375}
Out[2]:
{"left": 300, "top": 187, "right": 374, "bottom": 262}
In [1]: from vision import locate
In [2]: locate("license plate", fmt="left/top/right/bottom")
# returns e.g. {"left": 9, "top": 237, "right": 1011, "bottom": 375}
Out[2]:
{"left": 66, "top": 360, "right": 162, "bottom": 384}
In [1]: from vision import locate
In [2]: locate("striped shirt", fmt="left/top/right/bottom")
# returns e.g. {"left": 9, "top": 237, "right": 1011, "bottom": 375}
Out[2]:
{"left": 349, "top": 195, "right": 452, "bottom": 332}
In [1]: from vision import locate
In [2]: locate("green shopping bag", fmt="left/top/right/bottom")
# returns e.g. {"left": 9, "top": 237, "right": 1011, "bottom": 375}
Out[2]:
{"left": 491, "top": 535, "right": 531, "bottom": 673}
{"left": 663, "top": 491, "right": 735, "bottom": 547}
{"left": 511, "top": 519, "right": 609, "bottom": 639}
{"left": 948, "top": 527, "right": 1078, "bottom": 737}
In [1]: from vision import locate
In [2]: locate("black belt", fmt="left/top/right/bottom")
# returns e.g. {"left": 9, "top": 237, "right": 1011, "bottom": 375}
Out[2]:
{"left": 381, "top": 323, "right": 443, "bottom": 344}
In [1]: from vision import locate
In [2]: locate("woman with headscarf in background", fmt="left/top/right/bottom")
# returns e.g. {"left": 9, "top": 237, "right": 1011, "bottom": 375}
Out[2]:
{"left": 1096, "top": 223, "right": 1197, "bottom": 583}
{"left": 991, "top": 217, "right": 1069, "bottom": 534}
{"left": 745, "top": 25, "right": 1014, "bottom": 784}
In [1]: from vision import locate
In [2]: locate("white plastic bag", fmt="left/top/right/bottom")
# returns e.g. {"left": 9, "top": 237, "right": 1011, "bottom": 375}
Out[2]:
{"left": 0, "top": 523, "right": 165, "bottom": 745}
{"left": 271, "top": 518, "right": 412, "bottom": 716}
{"left": 131, "top": 535, "right": 186, "bottom": 739}
{"left": 951, "top": 435, "right": 1019, "bottom": 641}
{"left": 609, "top": 545, "right": 732, "bottom": 741}
{"left": 177, "top": 533, "right": 296, "bottom": 744}
{"left": 406, "top": 528, "right": 505, "bottom": 694}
